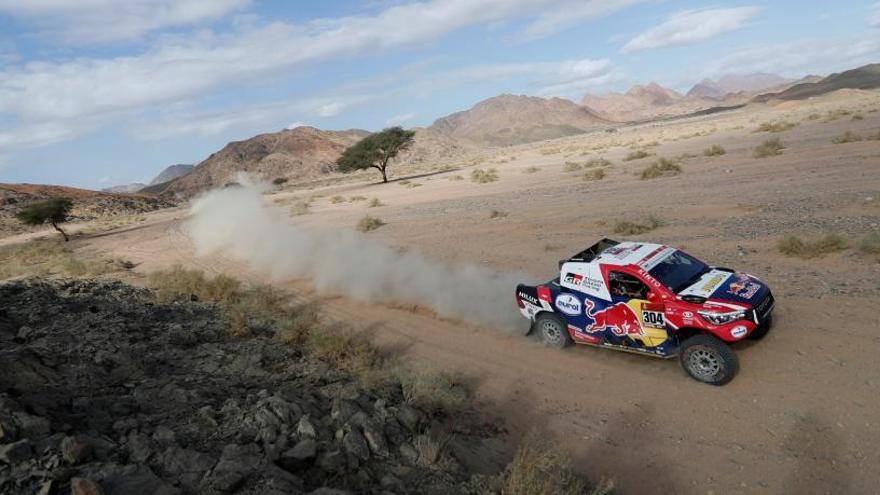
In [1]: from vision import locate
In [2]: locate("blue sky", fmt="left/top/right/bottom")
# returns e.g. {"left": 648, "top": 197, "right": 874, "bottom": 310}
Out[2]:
{"left": 0, "top": 0, "right": 878, "bottom": 189}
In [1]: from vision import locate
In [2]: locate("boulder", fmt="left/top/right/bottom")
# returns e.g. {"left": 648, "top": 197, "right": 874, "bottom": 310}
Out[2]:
{"left": 0, "top": 439, "right": 34, "bottom": 464}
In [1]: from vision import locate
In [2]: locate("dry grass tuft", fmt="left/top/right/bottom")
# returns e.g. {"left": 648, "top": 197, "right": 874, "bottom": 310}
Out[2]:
{"left": 290, "top": 202, "right": 310, "bottom": 216}
{"left": 522, "top": 166, "right": 541, "bottom": 174}
{"left": 367, "top": 198, "right": 385, "bottom": 207}
{"left": 500, "top": 431, "right": 601, "bottom": 495}
{"left": 0, "top": 239, "right": 132, "bottom": 280}
{"left": 613, "top": 215, "right": 663, "bottom": 235}
{"left": 831, "top": 131, "right": 862, "bottom": 144}
{"left": 640, "top": 158, "right": 681, "bottom": 180}
{"left": 471, "top": 168, "right": 499, "bottom": 183}
{"left": 858, "top": 232, "right": 880, "bottom": 256}
{"left": 562, "top": 161, "right": 582, "bottom": 172}
{"left": 357, "top": 215, "right": 386, "bottom": 232}
{"left": 703, "top": 144, "right": 726, "bottom": 156}
{"left": 753, "top": 138, "right": 785, "bottom": 158}
{"left": 623, "top": 150, "right": 651, "bottom": 161}
{"left": 754, "top": 120, "right": 798, "bottom": 133}
{"left": 583, "top": 168, "right": 606, "bottom": 181}
{"left": 586, "top": 157, "right": 612, "bottom": 168}
{"left": 399, "top": 370, "right": 467, "bottom": 413}
{"left": 777, "top": 234, "right": 847, "bottom": 259}
{"left": 349, "top": 195, "right": 367, "bottom": 202}
{"left": 330, "top": 195, "right": 346, "bottom": 204}
{"left": 489, "top": 209, "right": 509, "bottom": 219}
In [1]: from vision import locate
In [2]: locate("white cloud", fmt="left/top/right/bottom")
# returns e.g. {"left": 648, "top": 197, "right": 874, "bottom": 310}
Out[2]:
{"left": 621, "top": 7, "right": 761, "bottom": 53}
{"left": 701, "top": 36, "right": 880, "bottom": 79}
{"left": 385, "top": 112, "right": 416, "bottom": 126}
{"left": 286, "top": 121, "right": 310, "bottom": 130}
{"left": 871, "top": 2, "right": 880, "bottom": 27}
{"left": 0, "top": 0, "right": 573, "bottom": 152}
{"left": 314, "top": 102, "right": 346, "bottom": 118}
{"left": 0, "top": 0, "right": 251, "bottom": 44}
{"left": 522, "top": 0, "right": 645, "bottom": 40}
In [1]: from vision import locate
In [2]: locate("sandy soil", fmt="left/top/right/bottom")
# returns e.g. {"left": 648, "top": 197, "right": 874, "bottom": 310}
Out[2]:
{"left": 9, "top": 91, "right": 880, "bottom": 494}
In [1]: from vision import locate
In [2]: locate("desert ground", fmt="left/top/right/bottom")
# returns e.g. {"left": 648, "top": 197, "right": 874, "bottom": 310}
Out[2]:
{"left": 5, "top": 90, "right": 880, "bottom": 494}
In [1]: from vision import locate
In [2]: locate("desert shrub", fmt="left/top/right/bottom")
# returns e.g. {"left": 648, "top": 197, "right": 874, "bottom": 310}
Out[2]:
{"left": 148, "top": 265, "right": 242, "bottom": 304}
{"left": 306, "top": 323, "right": 382, "bottom": 374}
{"left": 522, "top": 166, "right": 540, "bottom": 174}
{"left": 831, "top": 131, "right": 862, "bottom": 144}
{"left": 471, "top": 168, "right": 499, "bottom": 183}
{"left": 448, "top": 174, "right": 464, "bottom": 181}
{"left": 290, "top": 202, "right": 310, "bottom": 216}
{"left": 777, "top": 234, "right": 847, "bottom": 259}
{"left": 858, "top": 232, "right": 880, "bottom": 255}
{"left": 753, "top": 138, "right": 785, "bottom": 158}
{"left": 583, "top": 168, "right": 605, "bottom": 181}
{"left": 806, "top": 113, "right": 821, "bottom": 120}
{"left": 330, "top": 195, "right": 345, "bottom": 204}
{"left": 489, "top": 209, "right": 508, "bottom": 219}
{"left": 272, "top": 177, "right": 288, "bottom": 185}
{"left": 0, "top": 240, "right": 129, "bottom": 280}
{"left": 349, "top": 195, "right": 367, "bottom": 202}
{"left": 357, "top": 215, "right": 386, "bottom": 232}
{"left": 586, "top": 157, "right": 611, "bottom": 168}
{"left": 640, "top": 158, "right": 681, "bottom": 179}
{"left": 543, "top": 244, "right": 561, "bottom": 252}
{"left": 539, "top": 147, "right": 561, "bottom": 155}
{"left": 754, "top": 120, "right": 798, "bottom": 133}
{"left": 703, "top": 145, "right": 726, "bottom": 156}
{"left": 613, "top": 216, "right": 663, "bottom": 235}
{"left": 823, "top": 109, "right": 852, "bottom": 122}
{"left": 368, "top": 198, "right": 384, "bottom": 207}
{"left": 562, "top": 161, "right": 582, "bottom": 172}
{"left": 500, "top": 431, "right": 593, "bottom": 495}
{"left": 413, "top": 433, "right": 450, "bottom": 467}
{"left": 623, "top": 150, "right": 650, "bottom": 161}
{"left": 852, "top": 114, "right": 864, "bottom": 121}
{"left": 399, "top": 370, "right": 467, "bottom": 413}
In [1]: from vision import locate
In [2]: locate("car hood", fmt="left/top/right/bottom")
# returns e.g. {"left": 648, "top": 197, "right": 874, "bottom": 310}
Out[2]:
{"left": 677, "top": 269, "right": 768, "bottom": 307}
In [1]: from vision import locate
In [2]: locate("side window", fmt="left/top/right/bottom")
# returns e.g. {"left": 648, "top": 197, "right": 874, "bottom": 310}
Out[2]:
{"left": 608, "top": 271, "right": 649, "bottom": 299}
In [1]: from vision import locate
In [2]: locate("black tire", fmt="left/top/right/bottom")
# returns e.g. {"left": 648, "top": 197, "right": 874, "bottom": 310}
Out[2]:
{"left": 747, "top": 315, "right": 773, "bottom": 340}
{"left": 534, "top": 313, "right": 573, "bottom": 349}
{"left": 679, "top": 334, "right": 739, "bottom": 385}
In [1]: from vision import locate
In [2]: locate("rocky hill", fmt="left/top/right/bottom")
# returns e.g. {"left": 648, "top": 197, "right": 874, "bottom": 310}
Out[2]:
{"left": 0, "top": 278, "right": 511, "bottom": 494}
{"left": 149, "top": 164, "right": 194, "bottom": 186}
{"left": 581, "top": 82, "right": 713, "bottom": 122}
{"left": 430, "top": 94, "right": 608, "bottom": 146}
{"left": 686, "top": 73, "right": 793, "bottom": 99}
{"left": 753, "top": 63, "right": 880, "bottom": 102}
{"left": 0, "top": 184, "right": 176, "bottom": 238}
{"left": 149, "top": 127, "right": 369, "bottom": 198}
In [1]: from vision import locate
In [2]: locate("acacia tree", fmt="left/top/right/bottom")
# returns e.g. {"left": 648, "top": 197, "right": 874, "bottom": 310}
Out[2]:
{"left": 16, "top": 197, "right": 73, "bottom": 241}
{"left": 336, "top": 126, "right": 416, "bottom": 183}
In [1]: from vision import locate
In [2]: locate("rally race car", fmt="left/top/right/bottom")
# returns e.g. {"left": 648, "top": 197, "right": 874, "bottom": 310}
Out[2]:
{"left": 515, "top": 239, "right": 774, "bottom": 385}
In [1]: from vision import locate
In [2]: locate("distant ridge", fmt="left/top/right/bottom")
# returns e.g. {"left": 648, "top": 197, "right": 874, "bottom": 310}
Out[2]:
{"left": 753, "top": 63, "right": 880, "bottom": 102}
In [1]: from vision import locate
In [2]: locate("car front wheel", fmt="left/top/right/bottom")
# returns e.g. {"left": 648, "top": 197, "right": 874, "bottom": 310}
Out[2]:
{"left": 535, "top": 314, "right": 573, "bottom": 349}
{"left": 679, "top": 334, "right": 739, "bottom": 385}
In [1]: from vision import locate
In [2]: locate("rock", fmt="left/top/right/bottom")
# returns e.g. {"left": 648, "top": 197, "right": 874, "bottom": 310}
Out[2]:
{"left": 161, "top": 447, "right": 215, "bottom": 489}
{"left": 152, "top": 426, "right": 176, "bottom": 445}
{"left": 14, "top": 411, "right": 50, "bottom": 437}
{"left": 309, "top": 488, "right": 351, "bottom": 495}
{"left": 37, "top": 480, "right": 54, "bottom": 495}
{"left": 126, "top": 433, "right": 155, "bottom": 464}
{"left": 342, "top": 429, "right": 370, "bottom": 461}
{"left": 0, "top": 438, "right": 34, "bottom": 464}
{"left": 61, "top": 435, "right": 93, "bottom": 464}
{"left": 396, "top": 405, "right": 423, "bottom": 432}
{"left": 330, "top": 399, "right": 359, "bottom": 424}
{"left": 99, "top": 464, "right": 179, "bottom": 495}
{"left": 71, "top": 477, "right": 105, "bottom": 495}
{"left": 296, "top": 416, "right": 317, "bottom": 439}
{"left": 361, "top": 421, "right": 389, "bottom": 457}
{"left": 210, "top": 443, "right": 262, "bottom": 492}
{"left": 278, "top": 439, "right": 317, "bottom": 472}
{"left": 0, "top": 414, "right": 18, "bottom": 442}
{"left": 398, "top": 443, "right": 419, "bottom": 465}
{"left": 316, "top": 450, "right": 346, "bottom": 474}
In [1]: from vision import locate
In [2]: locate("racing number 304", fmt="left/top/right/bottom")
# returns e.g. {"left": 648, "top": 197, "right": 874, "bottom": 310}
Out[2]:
{"left": 642, "top": 310, "right": 665, "bottom": 328}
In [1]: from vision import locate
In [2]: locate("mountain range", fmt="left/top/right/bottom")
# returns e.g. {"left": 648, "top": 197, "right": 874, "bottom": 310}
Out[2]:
{"left": 92, "top": 63, "right": 880, "bottom": 200}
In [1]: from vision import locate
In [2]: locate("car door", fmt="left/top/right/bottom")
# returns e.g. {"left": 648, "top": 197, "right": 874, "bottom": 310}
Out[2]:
{"left": 604, "top": 270, "right": 670, "bottom": 348}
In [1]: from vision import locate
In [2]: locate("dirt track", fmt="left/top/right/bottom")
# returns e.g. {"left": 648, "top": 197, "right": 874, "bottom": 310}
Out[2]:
{"left": 20, "top": 92, "right": 880, "bottom": 494}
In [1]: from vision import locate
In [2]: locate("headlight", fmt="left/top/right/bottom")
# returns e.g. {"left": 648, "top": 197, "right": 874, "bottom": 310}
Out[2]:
{"left": 698, "top": 309, "right": 746, "bottom": 325}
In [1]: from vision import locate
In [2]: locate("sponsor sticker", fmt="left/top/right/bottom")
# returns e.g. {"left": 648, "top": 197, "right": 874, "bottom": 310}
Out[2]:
{"left": 555, "top": 293, "right": 582, "bottom": 316}
{"left": 518, "top": 291, "right": 539, "bottom": 305}
{"left": 563, "top": 272, "right": 583, "bottom": 285}
{"left": 727, "top": 274, "right": 761, "bottom": 299}
{"left": 730, "top": 325, "right": 748, "bottom": 339}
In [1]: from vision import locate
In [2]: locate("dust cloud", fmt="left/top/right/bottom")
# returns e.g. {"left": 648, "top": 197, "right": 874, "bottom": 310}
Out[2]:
{"left": 188, "top": 185, "right": 528, "bottom": 331}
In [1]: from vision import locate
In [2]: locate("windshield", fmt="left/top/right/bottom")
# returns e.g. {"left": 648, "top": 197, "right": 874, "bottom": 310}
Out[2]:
{"left": 648, "top": 250, "right": 709, "bottom": 292}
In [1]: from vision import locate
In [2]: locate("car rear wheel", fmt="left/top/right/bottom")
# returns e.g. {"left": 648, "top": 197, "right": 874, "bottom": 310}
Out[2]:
{"left": 535, "top": 314, "right": 573, "bottom": 349}
{"left": 679, "top": 334, "right": 738, "bottom": 385}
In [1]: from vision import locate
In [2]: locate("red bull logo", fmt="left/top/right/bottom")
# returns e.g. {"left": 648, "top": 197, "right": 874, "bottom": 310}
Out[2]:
{"left": 582, "top": 302, "right": 644, "bottom": 337}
